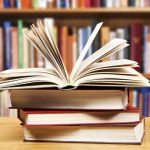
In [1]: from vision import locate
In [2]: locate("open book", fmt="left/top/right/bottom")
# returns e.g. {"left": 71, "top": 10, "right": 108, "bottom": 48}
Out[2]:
{"left": 0, "top": 20, "right": 149, "bottom": 89}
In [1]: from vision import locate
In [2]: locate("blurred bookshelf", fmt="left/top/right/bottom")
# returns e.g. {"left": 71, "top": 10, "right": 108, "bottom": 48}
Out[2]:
{"left": 0, "top": 0, "right": 150, "bottom": 117}
{"left": 1, "top": 8, "right": 150, "bottom": 18}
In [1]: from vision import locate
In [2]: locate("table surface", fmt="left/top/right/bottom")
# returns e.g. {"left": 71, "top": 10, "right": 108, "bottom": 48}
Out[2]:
{"left": 0, "top": 117, "right": 150, "bottom": 150}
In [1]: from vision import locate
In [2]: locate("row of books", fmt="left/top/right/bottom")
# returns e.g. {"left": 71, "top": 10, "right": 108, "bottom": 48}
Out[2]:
{"left": 7, "top": 88, "right": 144, "bottom": 143}
{"left": 129, "top": 87, "right": 150, "bottom": 117}
{"left": 1, "top": 0, "right": 150, "bottom": 9}
{"left": 0, "top": 19, "right": 150, "bottom": 73}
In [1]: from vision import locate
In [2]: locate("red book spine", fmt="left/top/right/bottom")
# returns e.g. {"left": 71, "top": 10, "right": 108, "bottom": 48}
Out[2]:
{"left": 130, "top": 23, "right": 143, "bottom": 72}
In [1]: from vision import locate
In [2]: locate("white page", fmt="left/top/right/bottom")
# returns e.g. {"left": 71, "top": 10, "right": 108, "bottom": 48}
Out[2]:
{"left": 70, "top": 22, "right": 103, "bottom": 80}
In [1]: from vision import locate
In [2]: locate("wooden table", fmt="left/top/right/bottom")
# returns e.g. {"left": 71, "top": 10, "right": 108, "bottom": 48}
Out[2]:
{"left": 0, "top": 117, "right": 150, "bottom": 150}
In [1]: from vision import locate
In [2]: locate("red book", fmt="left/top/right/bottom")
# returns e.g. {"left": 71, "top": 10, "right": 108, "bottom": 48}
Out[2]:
{"left": 18, "top": 106, "right": 141, "bottom": 126}
{"left": 130, "top": 23, "right": 143, "bottom": 72}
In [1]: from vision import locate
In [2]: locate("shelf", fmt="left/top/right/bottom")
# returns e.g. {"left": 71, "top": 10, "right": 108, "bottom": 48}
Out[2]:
{"left": 0, "top": 7, "right": 150, "bottom": 19}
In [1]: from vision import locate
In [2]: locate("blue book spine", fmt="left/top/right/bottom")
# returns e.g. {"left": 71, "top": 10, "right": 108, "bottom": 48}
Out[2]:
{"left": 87, "top": 26, "right": 92, "bottom": 57}
{"left": 3, "top": 0, "right": 10, "bottom": 8}
{"left": 3, "top": 21, "right": 12, "bottom": 70}
{"left": 140, "top": 88, "right": 149, "bottom": 116}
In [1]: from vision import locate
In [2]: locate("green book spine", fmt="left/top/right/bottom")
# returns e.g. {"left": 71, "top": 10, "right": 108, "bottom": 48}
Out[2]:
{"left": 32, "top": 0, "right": 39, "bottom": 9}
{"left": 18, "top": 20, "right": 24, "bottom": 68}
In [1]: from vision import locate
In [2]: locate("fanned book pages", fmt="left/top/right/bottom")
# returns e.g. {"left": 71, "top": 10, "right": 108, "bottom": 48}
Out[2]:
{"left": 0, "top": 20, "right": 149, "bottom": 89}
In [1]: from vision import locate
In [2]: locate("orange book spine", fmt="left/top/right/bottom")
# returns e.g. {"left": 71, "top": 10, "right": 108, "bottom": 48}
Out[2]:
{"left": 21, "top": 0, "right": 31, "bottom": 8}
{"left": 11, "top": 27, "right": 18, "bottom": 69}
{"left": 59, "top": 26, "right": 68, "bottom": 70}
{"left": 129, "top": 90, "right": 133, "bottom": 107}
{"left": 67, "top": 27, "right": 73, "bottom": 74}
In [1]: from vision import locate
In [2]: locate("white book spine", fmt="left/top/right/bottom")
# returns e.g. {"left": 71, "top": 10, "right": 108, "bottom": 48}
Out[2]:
{"left": 39, "top": 0, "right": 47, "bottom": 8}
{"left": 23, "top": 29, "right": 29, "bottom": 68}
{"left": 71, "top": 0, "right": 77, "bottom": 8}
{"left": 106, "top": 0, "right": 114, "bottom": 7}
{"left": 116, "top": 28, "right": 125, "bottom": 59}
{"left": 113, "top": 0, "right": 121, "bottom": 7}
{"left": 109, "top": 31, "right": 117, "bottom": 60}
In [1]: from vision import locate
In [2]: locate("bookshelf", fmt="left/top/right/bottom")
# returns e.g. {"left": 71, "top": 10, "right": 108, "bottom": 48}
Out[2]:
{"left": 1, "top": 8, "right": 150, "bottom": 18}
{"left": 0, "top": 8, "right": 150, "bottom": 77}
{"left": 0, "top": 6, "right": 150, "bottom": 117}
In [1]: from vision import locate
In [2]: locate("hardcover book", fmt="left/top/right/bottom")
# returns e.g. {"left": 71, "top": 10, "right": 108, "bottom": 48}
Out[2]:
{"left": 23, "top": 119, "right": 144, "bottom": 143}
{"left": 18, "top": 106, "right": 141, "bottom": 125}
{"left": 9, "top": 87, "right": 128, "bottom": 109}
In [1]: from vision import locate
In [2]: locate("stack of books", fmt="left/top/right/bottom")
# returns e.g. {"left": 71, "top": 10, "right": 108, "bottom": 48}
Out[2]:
{"left": 10, "top": 88, "right": 144, "bottom": 143}
{"left": 0, "top": 20, "right": 149, "bottom": 144}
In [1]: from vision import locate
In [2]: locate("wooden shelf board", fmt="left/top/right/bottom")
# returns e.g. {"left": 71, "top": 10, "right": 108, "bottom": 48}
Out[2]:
{"left": 0, "top": 8, "right": 150, "bottom": 18}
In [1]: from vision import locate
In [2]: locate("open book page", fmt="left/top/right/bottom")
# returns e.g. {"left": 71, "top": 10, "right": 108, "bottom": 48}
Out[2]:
{"left": 72, "top": 59, "right": 139, "bottom": 82}
{"left": 0, "top": 68, "right": 67, "bottom": 89}
{"left": 24, "top": 21, "right": 68, "bottom": 83}
{"left": 70, "top": 22, "right": 103, "bottom": 81}
{"left": 71, "top": 38, "right": 128, "bottom": 82}
{"left": 73, "top": 71, "right": 149, "bottom": 87}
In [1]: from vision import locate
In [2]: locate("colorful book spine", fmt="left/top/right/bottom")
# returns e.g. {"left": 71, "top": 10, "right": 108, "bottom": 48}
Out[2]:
{"left": 18, "top": 20, "right": 24, "bottom": 68}
{"left": 3, "top": 21, "right": 12, "bottom": 70}
{"left": 130, "top": 23, "right": 143, "bottom": 72}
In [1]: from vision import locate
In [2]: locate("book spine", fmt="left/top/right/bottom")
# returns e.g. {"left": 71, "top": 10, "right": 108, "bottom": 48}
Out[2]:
{"left": 18, "top": 20, "right": 24, "bottom": 68}
{"left": 0, "top": 28, "right": 3, "bottom": 71}
{"left": 91, "top": 20, "right": 101, "bottom": 53}
{"left": 130, "top": 23, "right": 143, "bottom": 72}
{"left": 11, "top": 27, "right": 18, "bottom": 69}
{"left": 21, "top": 0, "right": 31, "bottom": 8}
{"left": 3, "top": 0, "right": 10, "bottom": 8}
{"left": 16, "top": 0, "right": 21, "bottom": 8}
{"left": 3, "top": 21, "right": 12, "bottom": 70}
{"left": 32, "top": 0, "right": 39, "bottom": 8}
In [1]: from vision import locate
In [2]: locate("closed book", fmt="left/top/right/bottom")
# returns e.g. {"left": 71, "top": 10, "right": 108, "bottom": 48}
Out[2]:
{"left": 32, "top": 0, "right": 39, "bottom": 8}
{"left": 130, "top": 23, "right": 143, "bottom": 72}
{"left": 18, "top": 106, "right": 141, "bottom": 125}
{"left": 143, "top": 25, "right": 150, "bottom": 73}
{"left": 3, "top": 21, "right": 12, "bottom": 70}
{"left": 128, "top": 0, "right": 135, "bottom": 6}
{"left": 67, "top": 27, "right": 74, "bottom": 74}
{"left": 21, "top": 0, "right": 31, "bottom": 8}
{"left": 92, "top": 20, "right": 101, "bottom": 53}
{"left": 100, "top": 26, "right": 110, "bottom": 61}
{"left": 11, "top": 27, "right": 18, "bottom": 69}
{"left": 17, "top": 20, "right": 24, "bottom": 68}
{"left": 3, "top": 0, "right": 10, "bottom": 8}
{"left": 124, "top": 27, "right": 130, "bottom": 59}
{"left": 9, "top": 87, "right": 128, "bottom": 110}
{"left": 0, "top": 28, "right": 3, "bottom": 71}
{"left": 59, "top": 26, "right": 68, "bottom": 69}
{"left": 23, "top": 119, "right": 144, "bottom": 144}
